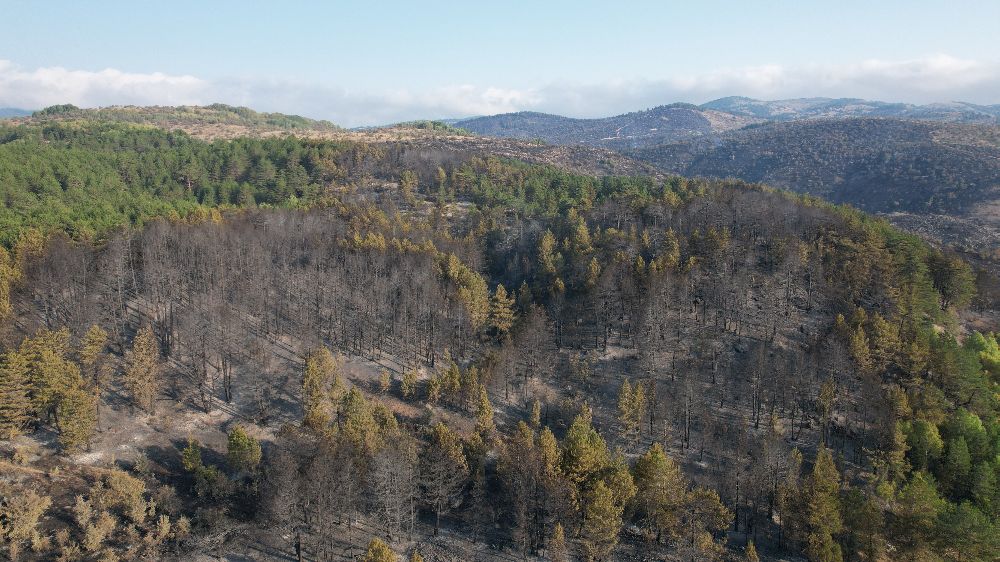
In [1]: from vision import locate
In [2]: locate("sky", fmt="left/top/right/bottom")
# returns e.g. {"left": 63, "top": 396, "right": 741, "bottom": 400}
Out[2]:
{"left": 2, "top": 0, "right": 999, "bottom": 126}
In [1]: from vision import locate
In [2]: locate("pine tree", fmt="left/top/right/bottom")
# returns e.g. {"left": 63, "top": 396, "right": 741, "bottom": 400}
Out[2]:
{"left": 632, "top": 443, "right": 687, "bottom": 543}
{"left": 181, "top": 436, "right": 202, "bottom": 472}
{"left": 79, "top": 324, "right": 110, "bottom": 426}
{"left": 490, "top": 283, "right": 515, "bottom": 337}
{"left": 399, "top": 169, "right": 418, "bottom": 205}
{"left": 401, "top": 370, "right": 417, "bottom": 399}
{"left": 55, "top": 386, "right": 97, "bottom": 451}
{"left": 581, "top": 480, "right": 623, "bottom": 561}
{"left": 745, "top": 540, "right": 760, "bottom": 562}
{"left": 538, "top": 230, "right": 559, "bottom": 277}
{"left": 420, "top": 422, "right": 469, "bottom": 534}
{"left": 842, "top": 488, "right": 885, "bottom": 561}
{"left": 892, "top": 471, "right": 945, "bottom": 556}
{"left": 585, "top": 257, "right": 601, "bottom": 289}
{"left": 869, "top": 313, "right": 899, "bottom": 373}
{"left": 805, "top": 446, "right": 843, "bottom": 562}
{"left": 361, "top": 537, "right": 396, "bottom": 562}
{"left": 124, "top": 325, "right": 159, "bottom": 412}
{"left": 849, "top": 326, "right": 873, "bottom": 376}
{"left": 0, "top": 351, "right": 30, "bottom": 439}
{"left": 548, "top": 522, "right": 568, "bottom": 562}
{"left": 227, "top": 425, "right": 262, "bottom": 473}
{"left": 475, "top": 386, "right": 495, "bottom": 438}
{"left": 605, "top": 452, "right": 637, "bottom": 511}
{"left": 940, "top": 436, "right": 972, "bottom": 499}
{"left": 302, "top": 347, "right": 338, "bottom": 431}
{"left": 617, "top": 379, "right": 646, "bottom": 446}
{"left": 379, "top": 369, "right": 391, "bottom": 394}
{"left": 530, "top": 399, "right": 542, "bottom": 429}
{"left": 79, "top": 325, "right": 109, "bottom": 386}
{"left": 970, "top": 461, "right": 996, "bottom": 515}
{"left": 681, "top": 487, "right": 731, "bottom": 559}
{"left": 560, "top": 410, "right": 610, "bottom": 487}
{"left": 905, "top": 419, "right": 943, "bottom": 472}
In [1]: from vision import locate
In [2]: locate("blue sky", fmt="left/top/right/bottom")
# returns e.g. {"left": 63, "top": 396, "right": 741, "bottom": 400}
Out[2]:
{"left": 2, "top": 0, "right": 999, "bottom": 126}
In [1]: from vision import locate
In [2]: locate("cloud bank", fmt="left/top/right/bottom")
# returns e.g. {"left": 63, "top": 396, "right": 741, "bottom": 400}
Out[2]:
{"left": 2, "top": 55, "right": 998, "bottom": 127}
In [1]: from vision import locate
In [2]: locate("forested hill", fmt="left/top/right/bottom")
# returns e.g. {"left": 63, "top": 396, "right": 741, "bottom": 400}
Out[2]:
{"left": 702, "top": 96, "right": 1000, "bottom": 123}
{"left": 0, "top": 118, "right": 997, "bottom": 562}
{"left": 629, "top": 118, "right": 1000, "bottom": 257}
{"left": 631, "top": 118, "right": 1000, "bottom": 217}
{"left": 15, "top": 103, "right": 342, "bottom": 138}
{"left": 454, "top": 104, "right": 759, "bottom": 148}
{"left": 453, "top": 97, "right": 1000, "bottom": 150}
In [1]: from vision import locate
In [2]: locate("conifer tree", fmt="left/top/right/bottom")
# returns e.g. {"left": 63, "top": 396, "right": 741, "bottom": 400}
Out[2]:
{"left": 490, "top": 283, "right": 515, "bottom": 337}
{"left": 585, "top": 257, "right": 601, "bottom": 289}
{"left": 632, "top": 443, "right": 686, "bottom": 543}
{"left": 379, "top": 369, "right": 391, "bottom": 394}
{"left": 342, "top": 387, "right": 385, "bottom": 452}
{"left": 0, "top": 351, "right": 30, "bottom": 439}
{"left": 475, "top": 386, "right": 495, "bottom": 438}
{"left": 892, "top": 471, "right": 945, "bottom": 556}
{"left": 548, "top": 522, "right": 568, "bottom": 562}
{"left": 227, "top": 425, "right": 262, "bottom": 473}
{"left": 604, "top": 452, "right": 637, "bottom": 510}
{"left": 745, "top": 540, "right": 760, "bottom": 562}
{"left": 530, "top": 399, "right": 542, "bottom": 429}
{"left": 79, "top": 325, "right": 109, "bottom": 387}
{"left": 302, "top": 347, "right": 338, "bottom": 430}
{"left": 580, "top": 480, "right": 623, "bottom": 561}
{"left": 560, "top": 410, "right": 610, "bottom": 486}
{"left": 849, "top": 326, "right": 873, "bottom": 376}
{"left": 681, "top": 487, "right": 731, "bottom": 559}
{"left": 420, "top": 422, "right": 469, "bottom": 534}
{"left": 0, "top": 246, "right": 18, "bottom": 322}
{"left": 79, "top": 324, "right": 110, "bottom": 424}
{"left": 399, "top": 169, "right": 418, "bottom": 206}
{"left": 181, "top": 436, "right": 203, "bottom": 472}
{"left": 401, "top": 370, "right": 417, "bottom": 399}
{"left": 869, "top": 313, "right": 899, "bottom": 373}
{"left": 55, "top": 385, "right": 97, "bottom": 451}
{"left": 617, "top": 379, "right": 646, "bottom": 446}
{"left": 124, "top": 325, "right": 159, "bottom": 412}
{"left": 940, "top": 436, "right": 971, "bottom": 498}
{"left": 805, "top": 446, "right": 843, "bottom": 562}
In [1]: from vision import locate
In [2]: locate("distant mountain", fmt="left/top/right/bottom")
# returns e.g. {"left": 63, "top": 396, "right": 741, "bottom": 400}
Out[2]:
{"left": 0, "top": 107, "right": 31, "bottom": 119}
{"left": 701, "top": 96, "right": 1000, "bottom": 124}
{"left": 454, "top": 104, "right": 760, "bottom": 148}
{"left": 454, "top": 96, "right": 1000, "bottom": 153}
{"left": 630, "top": 117, "right": 1000, "bottom": 221}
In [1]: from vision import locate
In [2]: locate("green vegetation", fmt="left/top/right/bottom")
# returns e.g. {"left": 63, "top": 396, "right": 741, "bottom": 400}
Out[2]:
{"left": 0, "top": 116, "right": 996, "bottom": 561}
{"left": 30, "top": 103, "right": 340, "bottom": 131}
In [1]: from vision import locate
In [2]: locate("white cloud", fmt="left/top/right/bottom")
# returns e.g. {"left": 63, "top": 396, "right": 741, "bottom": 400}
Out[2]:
{"left": 1, "top": 55, "right": 998, "bottom": 126}
{"left": 0, "top": 60, "right": 207, "bottom": 108}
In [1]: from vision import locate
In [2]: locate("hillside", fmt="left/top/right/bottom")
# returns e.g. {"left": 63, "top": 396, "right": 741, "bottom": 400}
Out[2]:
{"left": 454, "top": 104, "right": 760, "bottom": 148}
{"left": 629, "top": 118, "right": 1000, "bottom": 228}
{"left": 457, "top": 103, "right": 1000, "bottom": 258}
{"left": 16, "top": 103, "right": 342, "bottom": 138}
{"left": 0, "top": 118, "right": 996, "bottom": 562}
{"left": 702, "top": 96, "right": 1000, "bottom": 124}
{"left": 453, "top": 97, "right": 1000, "bottom": 151}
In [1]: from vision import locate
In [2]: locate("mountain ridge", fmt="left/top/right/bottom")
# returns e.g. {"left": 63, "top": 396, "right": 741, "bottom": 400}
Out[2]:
{"left": 454, "top": 96, "right": 1000, "bottom": 149}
